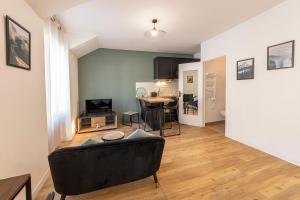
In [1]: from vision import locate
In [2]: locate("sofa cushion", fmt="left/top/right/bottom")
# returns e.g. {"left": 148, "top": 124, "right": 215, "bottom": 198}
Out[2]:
{"left": 126, "top": 129, "right": 155, "bottom": 139}
{"left": 81, "top": 139, "right": 100, "bottom": 146}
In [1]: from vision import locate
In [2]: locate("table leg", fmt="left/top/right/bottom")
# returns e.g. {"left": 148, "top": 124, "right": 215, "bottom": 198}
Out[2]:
{"left": 130, "top": 115, "right": 132, "bottom": 126}
{"left": 26, "top": 177, "right": 32, "bottom": 200}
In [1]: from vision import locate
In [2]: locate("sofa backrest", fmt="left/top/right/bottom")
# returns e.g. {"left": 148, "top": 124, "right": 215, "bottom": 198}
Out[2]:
{"left": 48, "top": 137, "right": 165, "bottom": 196}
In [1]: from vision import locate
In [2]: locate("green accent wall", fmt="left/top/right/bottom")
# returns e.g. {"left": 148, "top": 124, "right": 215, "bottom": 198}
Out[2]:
{"left": 78, "top": 48, "right": 192, "bottom": 117}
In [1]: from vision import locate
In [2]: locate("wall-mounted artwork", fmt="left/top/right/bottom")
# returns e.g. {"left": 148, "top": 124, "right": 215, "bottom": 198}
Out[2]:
{"left": 5, "top": 16, "right": 31, "bottom": 70}
{"left": 187, "top": 76, "right": 193, "bottom": 83}
{"left": 237, "top": 58, "right": 254, "bottom": 80}
{"left": 267, "top": 40, "right": 294, "bottom": 70}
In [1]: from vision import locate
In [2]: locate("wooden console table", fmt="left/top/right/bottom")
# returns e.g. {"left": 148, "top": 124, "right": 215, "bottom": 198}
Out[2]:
{"left": 77, "top": 112, "right": 118, "bottom": 133}
{"left": 0, "top": 174, "right": 31, "bottom": 200}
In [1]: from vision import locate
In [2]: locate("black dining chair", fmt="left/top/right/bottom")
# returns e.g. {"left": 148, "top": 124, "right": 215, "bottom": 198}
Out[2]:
{"left": 163, "top": 97, "right": 181, "bottom": 136}
{"left": 183, "top": 94, "right": 193, "bottom": 114}
{"left": 139, "top": 99, "right": 164, "bottom": 136}
{"left": 187, "top": 96, "right": 198, "bottom": 115}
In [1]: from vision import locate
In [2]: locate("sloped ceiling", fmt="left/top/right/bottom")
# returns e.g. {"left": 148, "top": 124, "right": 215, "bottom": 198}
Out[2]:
{"left": 68, "top": 34, "right": 101, "bottom": 58}
{"left": 25, "top": 0, "right": 89, "bottom": 19}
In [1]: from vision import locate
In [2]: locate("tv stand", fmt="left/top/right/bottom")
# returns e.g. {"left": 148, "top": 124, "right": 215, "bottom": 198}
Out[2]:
{"left": 77, "top": 111, "right": 117, "bottom": 133}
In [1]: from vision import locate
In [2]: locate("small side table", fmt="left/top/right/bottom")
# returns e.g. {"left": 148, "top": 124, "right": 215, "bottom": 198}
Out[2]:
{"left": 122, "top": 111, "right": 140, "bottom": 128}
{"left": 0, "top": 174, "right": 31, "bottom": 200}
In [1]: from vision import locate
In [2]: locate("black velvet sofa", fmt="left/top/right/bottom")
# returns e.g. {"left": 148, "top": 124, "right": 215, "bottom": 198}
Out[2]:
{"left": 48, "top": 136, "right": 165, "bottom": 200}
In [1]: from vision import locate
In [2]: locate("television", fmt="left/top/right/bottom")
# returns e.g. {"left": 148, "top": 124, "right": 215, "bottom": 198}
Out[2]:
{"left": 85, "top": 99, "right": 112, "bottom": 115}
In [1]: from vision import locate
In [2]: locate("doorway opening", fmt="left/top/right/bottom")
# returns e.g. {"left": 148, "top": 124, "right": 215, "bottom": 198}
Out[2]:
{"left": 178, "top": 62, "right": 204, "bottom": 127}
{"left": 204, "top": 56, "right": 226, "bottom": 134}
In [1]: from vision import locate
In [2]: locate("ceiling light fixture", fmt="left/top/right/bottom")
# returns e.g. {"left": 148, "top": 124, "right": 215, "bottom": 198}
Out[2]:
{"left": 145, "top": 19, "right": 166, "bottom": 40}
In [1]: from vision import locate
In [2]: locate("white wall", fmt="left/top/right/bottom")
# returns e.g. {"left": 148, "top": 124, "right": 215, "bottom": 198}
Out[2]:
{"left": 69, "top": 52, "right": 79, "bottom": 135}
{"left": 0, "top": 0, "right": 49, "bottom": 198}
{"left": 204, "top": 56, "right": 226, "bottom": 123}
{"left": 201, "top": 0, "right": 300, "bottom": 166}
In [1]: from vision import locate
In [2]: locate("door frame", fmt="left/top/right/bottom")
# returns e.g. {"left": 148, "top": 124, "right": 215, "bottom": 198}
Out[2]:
{"left": 203, "top": 55, "right": 226, "bottom": 127}
{"left": 178, "top": 62, "right": 205, "bottom": 127}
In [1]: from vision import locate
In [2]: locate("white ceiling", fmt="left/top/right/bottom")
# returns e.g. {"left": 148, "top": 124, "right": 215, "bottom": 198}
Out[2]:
{"left": 26, "top": 0, "right": 286, "bottom": 58}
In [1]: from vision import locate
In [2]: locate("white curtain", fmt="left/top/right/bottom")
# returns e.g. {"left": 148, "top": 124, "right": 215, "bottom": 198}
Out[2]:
{"left": 44, "top": 18, "right": 72, "bottom": 152}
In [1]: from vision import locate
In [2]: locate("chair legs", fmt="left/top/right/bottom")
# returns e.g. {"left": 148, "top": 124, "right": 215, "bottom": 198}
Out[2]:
{"left": 177, "top": 108, "right": 181, "bottom": 135}
{"left": 144, "top": 111, "right": 149, "bottom": 132}
{"left": 163, "top": 109, "right": 172, "bottom": 130}
{"left": 159, "top": 109, "right": 164, "bottom": 137}
{"left": 163, "top": 108, "right": 181, "bottom": 137}
{"left": 153, "top": 173, "right": 159, "bottom": 188}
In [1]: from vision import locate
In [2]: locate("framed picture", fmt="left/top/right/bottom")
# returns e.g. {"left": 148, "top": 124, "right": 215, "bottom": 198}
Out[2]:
{"left": 5, "top": 16, "right": 31, "bottom": 70}
{"left": 237, "top": 58, "right": 254, "bottom": 80}
{"left": 267, "top": 40, "right": 294, "bottom": 70}
{"left": 187, "top": 76, "right": 193, "bottom": 83}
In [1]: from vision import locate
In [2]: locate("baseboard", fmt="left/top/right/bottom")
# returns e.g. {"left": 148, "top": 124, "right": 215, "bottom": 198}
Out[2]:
{"left": 205, "top": 120, "right": 225, "bottom": 125}
{"left": 33, "top": 168, "right": 50, "bottom": 199}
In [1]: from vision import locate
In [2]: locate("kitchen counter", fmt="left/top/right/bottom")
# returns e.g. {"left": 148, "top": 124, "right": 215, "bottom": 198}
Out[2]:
{"left": 138, "top": 97, "right": 174, "bottom": 104}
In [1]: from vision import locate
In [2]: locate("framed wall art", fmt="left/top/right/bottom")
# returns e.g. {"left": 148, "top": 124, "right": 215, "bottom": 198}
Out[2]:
{"left": 6, "top": 16, "right": 31, "bottom": 70}
{"left": 267, "top": 40, "right": 294, "bottom": 70}
{"left": 237, "top": 58, "right": 254, "bottom": 80}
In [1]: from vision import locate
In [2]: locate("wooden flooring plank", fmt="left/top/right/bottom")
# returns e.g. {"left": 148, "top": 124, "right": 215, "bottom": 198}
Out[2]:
{"left": 35, "top": 125, "right": 300, "bottom": 200}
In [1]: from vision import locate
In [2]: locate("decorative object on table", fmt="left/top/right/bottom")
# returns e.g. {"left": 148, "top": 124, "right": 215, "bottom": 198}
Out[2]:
{"left": 150, "top": 92, "right": 158, "bottom": 97}
{"left": 267, "top": 40, "right": 294, "bottom": 70}
{"left": 187, "top": 76, "right": 193, "bottom": 83}
{"left": 136, "top": 87, "right": 147, "bottom": 97}
{"left": 102, "top": 131, "right": 125, "bottom": 141}
{"left": 237, "top": 58, "right": 255, "bottom": 80}
{"left": 0, "top": 174, "right": 31, "bottom": 200}
{"left": 5, "top": 16, "right": 31, "bottom": 70}
{"left": 122, "top": 111, "right": 140, "bottom": 128}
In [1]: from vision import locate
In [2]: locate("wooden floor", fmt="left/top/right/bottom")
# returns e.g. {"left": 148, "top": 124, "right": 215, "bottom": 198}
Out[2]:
{"left": 206, "top": 121, "right": 225, "bottom": 134}
{"left": 36, "top": 124, "right": 300, "bottom": 200}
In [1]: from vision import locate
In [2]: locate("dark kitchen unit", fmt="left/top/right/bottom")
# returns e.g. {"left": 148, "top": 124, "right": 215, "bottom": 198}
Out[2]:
{"left": 154, "top": 57, "right": 200, "bottom": 79}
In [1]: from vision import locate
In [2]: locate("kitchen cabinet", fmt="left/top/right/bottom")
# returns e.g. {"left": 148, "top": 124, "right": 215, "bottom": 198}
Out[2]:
{"left": 154, "top": 57, "right": 200, "bottom": 79}
{"left": 154, "top": 57, "right": 175, "bottom": 79}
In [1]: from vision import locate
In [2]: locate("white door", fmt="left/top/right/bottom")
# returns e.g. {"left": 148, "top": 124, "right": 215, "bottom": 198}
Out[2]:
{"left": 178, "top": 62, "right": 204, "bottom": 127}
